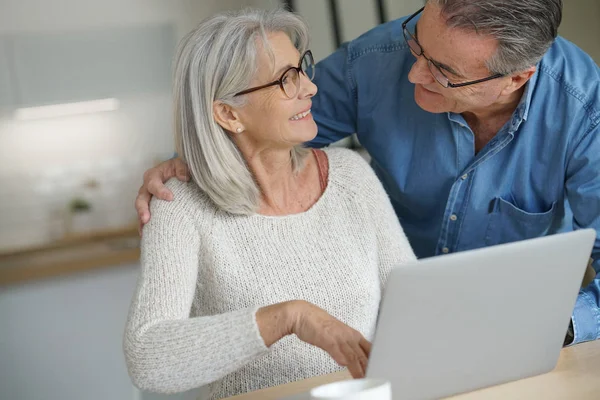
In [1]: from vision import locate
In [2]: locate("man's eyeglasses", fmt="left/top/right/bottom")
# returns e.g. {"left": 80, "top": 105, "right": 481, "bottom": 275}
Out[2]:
{"left": 402, "top": 7, "right": 504, "bottom": 89}
{"left": 234, "top": 50, "right": 315, "bottom": 98}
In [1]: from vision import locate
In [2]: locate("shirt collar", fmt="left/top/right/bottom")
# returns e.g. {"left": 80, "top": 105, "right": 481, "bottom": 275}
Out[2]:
{"left": 446, "top": 65, "right": 540, "bottom": 129}
{"left": 517, "top": 64, "right": 539, "bottom": 122}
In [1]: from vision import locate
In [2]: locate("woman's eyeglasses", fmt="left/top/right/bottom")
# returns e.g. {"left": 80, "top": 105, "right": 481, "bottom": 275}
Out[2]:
{"left": 234, "top": 50, "right": 315, "bottom": 98}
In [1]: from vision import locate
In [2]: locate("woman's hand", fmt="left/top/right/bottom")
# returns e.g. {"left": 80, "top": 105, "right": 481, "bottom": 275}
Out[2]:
{"left": 256, "top": 300, "right": 372, "bottom": 379}
{"left": 291, "top": 300, "right": 372, "bottom": 378}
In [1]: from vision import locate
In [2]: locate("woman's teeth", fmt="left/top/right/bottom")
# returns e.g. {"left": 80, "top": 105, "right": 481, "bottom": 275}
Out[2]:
{"left": 290, "top": 109, "right": 311, "bottom": 120}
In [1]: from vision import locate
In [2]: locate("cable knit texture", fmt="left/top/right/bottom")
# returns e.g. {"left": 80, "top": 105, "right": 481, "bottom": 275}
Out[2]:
{"left": 123, "top": 148, "right": 416, "bottom": 399}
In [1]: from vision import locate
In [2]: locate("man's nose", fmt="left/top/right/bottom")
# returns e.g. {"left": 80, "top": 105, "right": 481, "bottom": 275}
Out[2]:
{"left": 408, "top": 56, "right": 435, "bottom": 85}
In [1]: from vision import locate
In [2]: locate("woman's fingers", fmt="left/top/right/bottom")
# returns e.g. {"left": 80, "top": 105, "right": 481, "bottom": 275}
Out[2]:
{"left": 339, "top": 341, "right": 367, "bottom": 379}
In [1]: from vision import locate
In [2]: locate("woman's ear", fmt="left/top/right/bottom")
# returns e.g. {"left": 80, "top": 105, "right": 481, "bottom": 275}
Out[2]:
{"left": 213, "top": 101, "right": 244, "bottom": 134}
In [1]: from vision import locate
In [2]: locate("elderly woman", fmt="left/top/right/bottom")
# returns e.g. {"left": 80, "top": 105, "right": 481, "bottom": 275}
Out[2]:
{"left": 123, "top": 8, "right": 416, "bottom": 400}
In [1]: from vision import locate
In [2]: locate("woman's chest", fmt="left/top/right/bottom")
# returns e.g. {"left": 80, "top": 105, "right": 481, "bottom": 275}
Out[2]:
{"left": 192, "top": 214, "right": 382, "bottom": 321}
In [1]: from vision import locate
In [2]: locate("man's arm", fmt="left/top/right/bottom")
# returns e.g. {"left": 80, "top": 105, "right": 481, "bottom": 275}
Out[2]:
{"left": 565, "top": 124, "right": 600, "bottom": 345}
{"left": 308, "top": 43, "right": 358, "bottom": 147}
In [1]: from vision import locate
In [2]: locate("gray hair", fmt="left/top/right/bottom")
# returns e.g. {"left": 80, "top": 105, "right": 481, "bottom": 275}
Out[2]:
{"left": 429, "top": 0, "right": 562, "bottom": 75}
{"left": 173, "top": 8, "right": 311, "bottom": 215}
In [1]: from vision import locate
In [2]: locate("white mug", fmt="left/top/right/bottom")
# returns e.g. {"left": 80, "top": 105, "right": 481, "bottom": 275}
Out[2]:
{"left": 310, "top": 378, "right": 391, "bottom": 400}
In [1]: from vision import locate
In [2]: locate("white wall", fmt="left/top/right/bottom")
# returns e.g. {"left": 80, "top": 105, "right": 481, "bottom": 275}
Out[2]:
{"left": 0, "top": 93, "right": 175, "bottom": 251}
{"left": 0, "top": 3, "right": 253, "bottom": 400}
{"left": 0, "top": 0, "right": 233, "bottom": 39}
{"left": 0, "top": 0, "right": 246, "bottom": 252}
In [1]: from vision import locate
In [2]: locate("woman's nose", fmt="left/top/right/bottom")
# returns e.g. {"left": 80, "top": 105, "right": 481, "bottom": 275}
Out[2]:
{"left": 298, "top": 72, "right": 318, "bottom": 99}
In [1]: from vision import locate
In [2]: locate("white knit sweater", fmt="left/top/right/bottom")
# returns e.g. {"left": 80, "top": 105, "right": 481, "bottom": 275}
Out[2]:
{"left": 123, "top": 148, "right": 416, "bottom": 399}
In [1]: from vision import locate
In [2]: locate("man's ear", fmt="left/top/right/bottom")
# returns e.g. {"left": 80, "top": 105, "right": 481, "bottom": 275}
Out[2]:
{"left": 501, "top": 66, "right": 536, "bottom": 96}
{"left": 213, "top": 101, "right": 243, "bottom": 134}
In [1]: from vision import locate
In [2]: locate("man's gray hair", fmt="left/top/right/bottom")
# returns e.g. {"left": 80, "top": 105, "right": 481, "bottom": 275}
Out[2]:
{"left": 429, "top": 0, "right": 563, "bottom": 75}
{"left": 173, "top": 8, "right": 310, "bottom": 215}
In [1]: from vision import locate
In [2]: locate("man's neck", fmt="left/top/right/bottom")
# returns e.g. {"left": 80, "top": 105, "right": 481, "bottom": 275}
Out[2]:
{"left": 462, "top": 87, "right": 525, "bottom": 152}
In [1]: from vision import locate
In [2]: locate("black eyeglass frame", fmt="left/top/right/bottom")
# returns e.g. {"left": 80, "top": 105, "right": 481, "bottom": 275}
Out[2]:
{"left": 402, "top": 7, "right": 505, "bottom": 88}
{"left": 234, "top": 50, "right": 315, "bottom": 97}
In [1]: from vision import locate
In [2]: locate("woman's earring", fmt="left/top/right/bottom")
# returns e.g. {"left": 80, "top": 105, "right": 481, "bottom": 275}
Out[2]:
{"left": 236, "top": 127, "right": 243, "bottom": 133}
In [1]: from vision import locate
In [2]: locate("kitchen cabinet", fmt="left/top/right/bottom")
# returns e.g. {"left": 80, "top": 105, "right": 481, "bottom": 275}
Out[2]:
{"left": 10, "top": 24, "right": 175, "bottom": 107}
{"left": 0, "top": 38, "right": 15, "bottom": 109}
{"left": 0, "top": 254, "right": 202, "bottom": 400}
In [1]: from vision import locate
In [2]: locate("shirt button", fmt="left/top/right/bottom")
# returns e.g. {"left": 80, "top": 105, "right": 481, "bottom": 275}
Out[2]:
{"left": 461, "top": 174, "right": 468, "bottom": 180}
{"left": 442, "top": 247, "right": 450, "bottom": 254}
{"left": 450, "top": 214, "right": 458, "bottom": 221}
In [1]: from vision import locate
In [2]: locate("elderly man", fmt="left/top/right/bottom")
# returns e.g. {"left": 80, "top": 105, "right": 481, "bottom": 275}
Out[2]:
{"left": 135, "top": 0, "right": 599, "bottom": 345}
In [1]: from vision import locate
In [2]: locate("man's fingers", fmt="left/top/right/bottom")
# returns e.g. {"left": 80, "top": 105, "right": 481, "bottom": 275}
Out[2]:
{"left": 135, "top": 190, "right": 152, "bottom": 224}
{"left": 175, "top": 160, "right": 190, "bottom": 181}
{"left": 147, "top": 177, "right": 173, "bottom": 201}
{"left": 134, "top": 159, "right": 183, "bottom": 234}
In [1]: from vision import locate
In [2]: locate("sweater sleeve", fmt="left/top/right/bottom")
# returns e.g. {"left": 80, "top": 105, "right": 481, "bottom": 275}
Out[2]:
{"left": 358, "top": 157, "right": 417, "bottom": 287}
{"left": 123, "top": 182, "right": 268, "bottom": 394}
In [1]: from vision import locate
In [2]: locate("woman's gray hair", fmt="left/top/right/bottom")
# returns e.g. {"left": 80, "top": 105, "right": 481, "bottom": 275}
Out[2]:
{"left": 429, "top": 0, "right": 563, "bottom": 75}
{"left": 173, "top": 8, "right": 311, "bottom": 215}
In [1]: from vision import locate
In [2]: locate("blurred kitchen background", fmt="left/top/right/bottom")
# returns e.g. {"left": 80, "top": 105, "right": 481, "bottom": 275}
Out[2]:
{"left": 0, "top": 1, "right": 598, "bottom": 399}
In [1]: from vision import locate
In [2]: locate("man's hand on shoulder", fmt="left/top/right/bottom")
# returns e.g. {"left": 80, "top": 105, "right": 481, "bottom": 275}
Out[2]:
{"left": 135, "top": 157, "right": 190, "bottom": 235}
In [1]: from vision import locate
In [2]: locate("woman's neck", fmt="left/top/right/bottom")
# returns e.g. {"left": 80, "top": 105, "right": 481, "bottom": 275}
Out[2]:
{"left": 248, "top": 148, "right": 297, "bottom": 209}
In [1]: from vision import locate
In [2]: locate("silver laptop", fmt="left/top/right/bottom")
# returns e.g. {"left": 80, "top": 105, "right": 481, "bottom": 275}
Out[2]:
{"left": 366, "top": 229, "right": 595, "bottom": 400}
{"left": 281, "top": 229, "right": 595, "bottom": 400}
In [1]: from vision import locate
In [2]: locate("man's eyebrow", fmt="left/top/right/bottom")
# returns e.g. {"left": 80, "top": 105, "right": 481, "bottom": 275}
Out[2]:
{"left": 415, "top": 22, "right": 465, "bottom": 78}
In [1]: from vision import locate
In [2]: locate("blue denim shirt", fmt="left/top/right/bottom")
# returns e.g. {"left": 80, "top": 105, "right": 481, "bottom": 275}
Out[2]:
{"left": 308, "top": 17, "right": 600, "bottom": 345}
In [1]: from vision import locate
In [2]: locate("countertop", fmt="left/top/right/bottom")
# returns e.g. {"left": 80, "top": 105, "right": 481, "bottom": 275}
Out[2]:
{"left": 225, "top": 340, "right": 600, "bottom": 400}
{"left": 0, "top": 225, "right": 140, "bottom": 286}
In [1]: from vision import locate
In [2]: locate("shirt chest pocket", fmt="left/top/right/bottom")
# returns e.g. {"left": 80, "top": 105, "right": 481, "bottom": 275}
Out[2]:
{"left": 485, "top": 197, "right": 558, "bottom": 246}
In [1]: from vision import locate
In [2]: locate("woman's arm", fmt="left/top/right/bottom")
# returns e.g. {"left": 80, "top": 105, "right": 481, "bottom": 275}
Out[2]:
{"left": 124, "top": 181, "right": 371, "bottom": 394}
{"left": 124, "top": 186, "right": 271, "bottom": 394}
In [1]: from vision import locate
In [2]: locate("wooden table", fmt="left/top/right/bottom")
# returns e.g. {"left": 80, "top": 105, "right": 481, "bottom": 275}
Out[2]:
{"left": 226, "top": 339, "right": 600, "bottom": 399}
